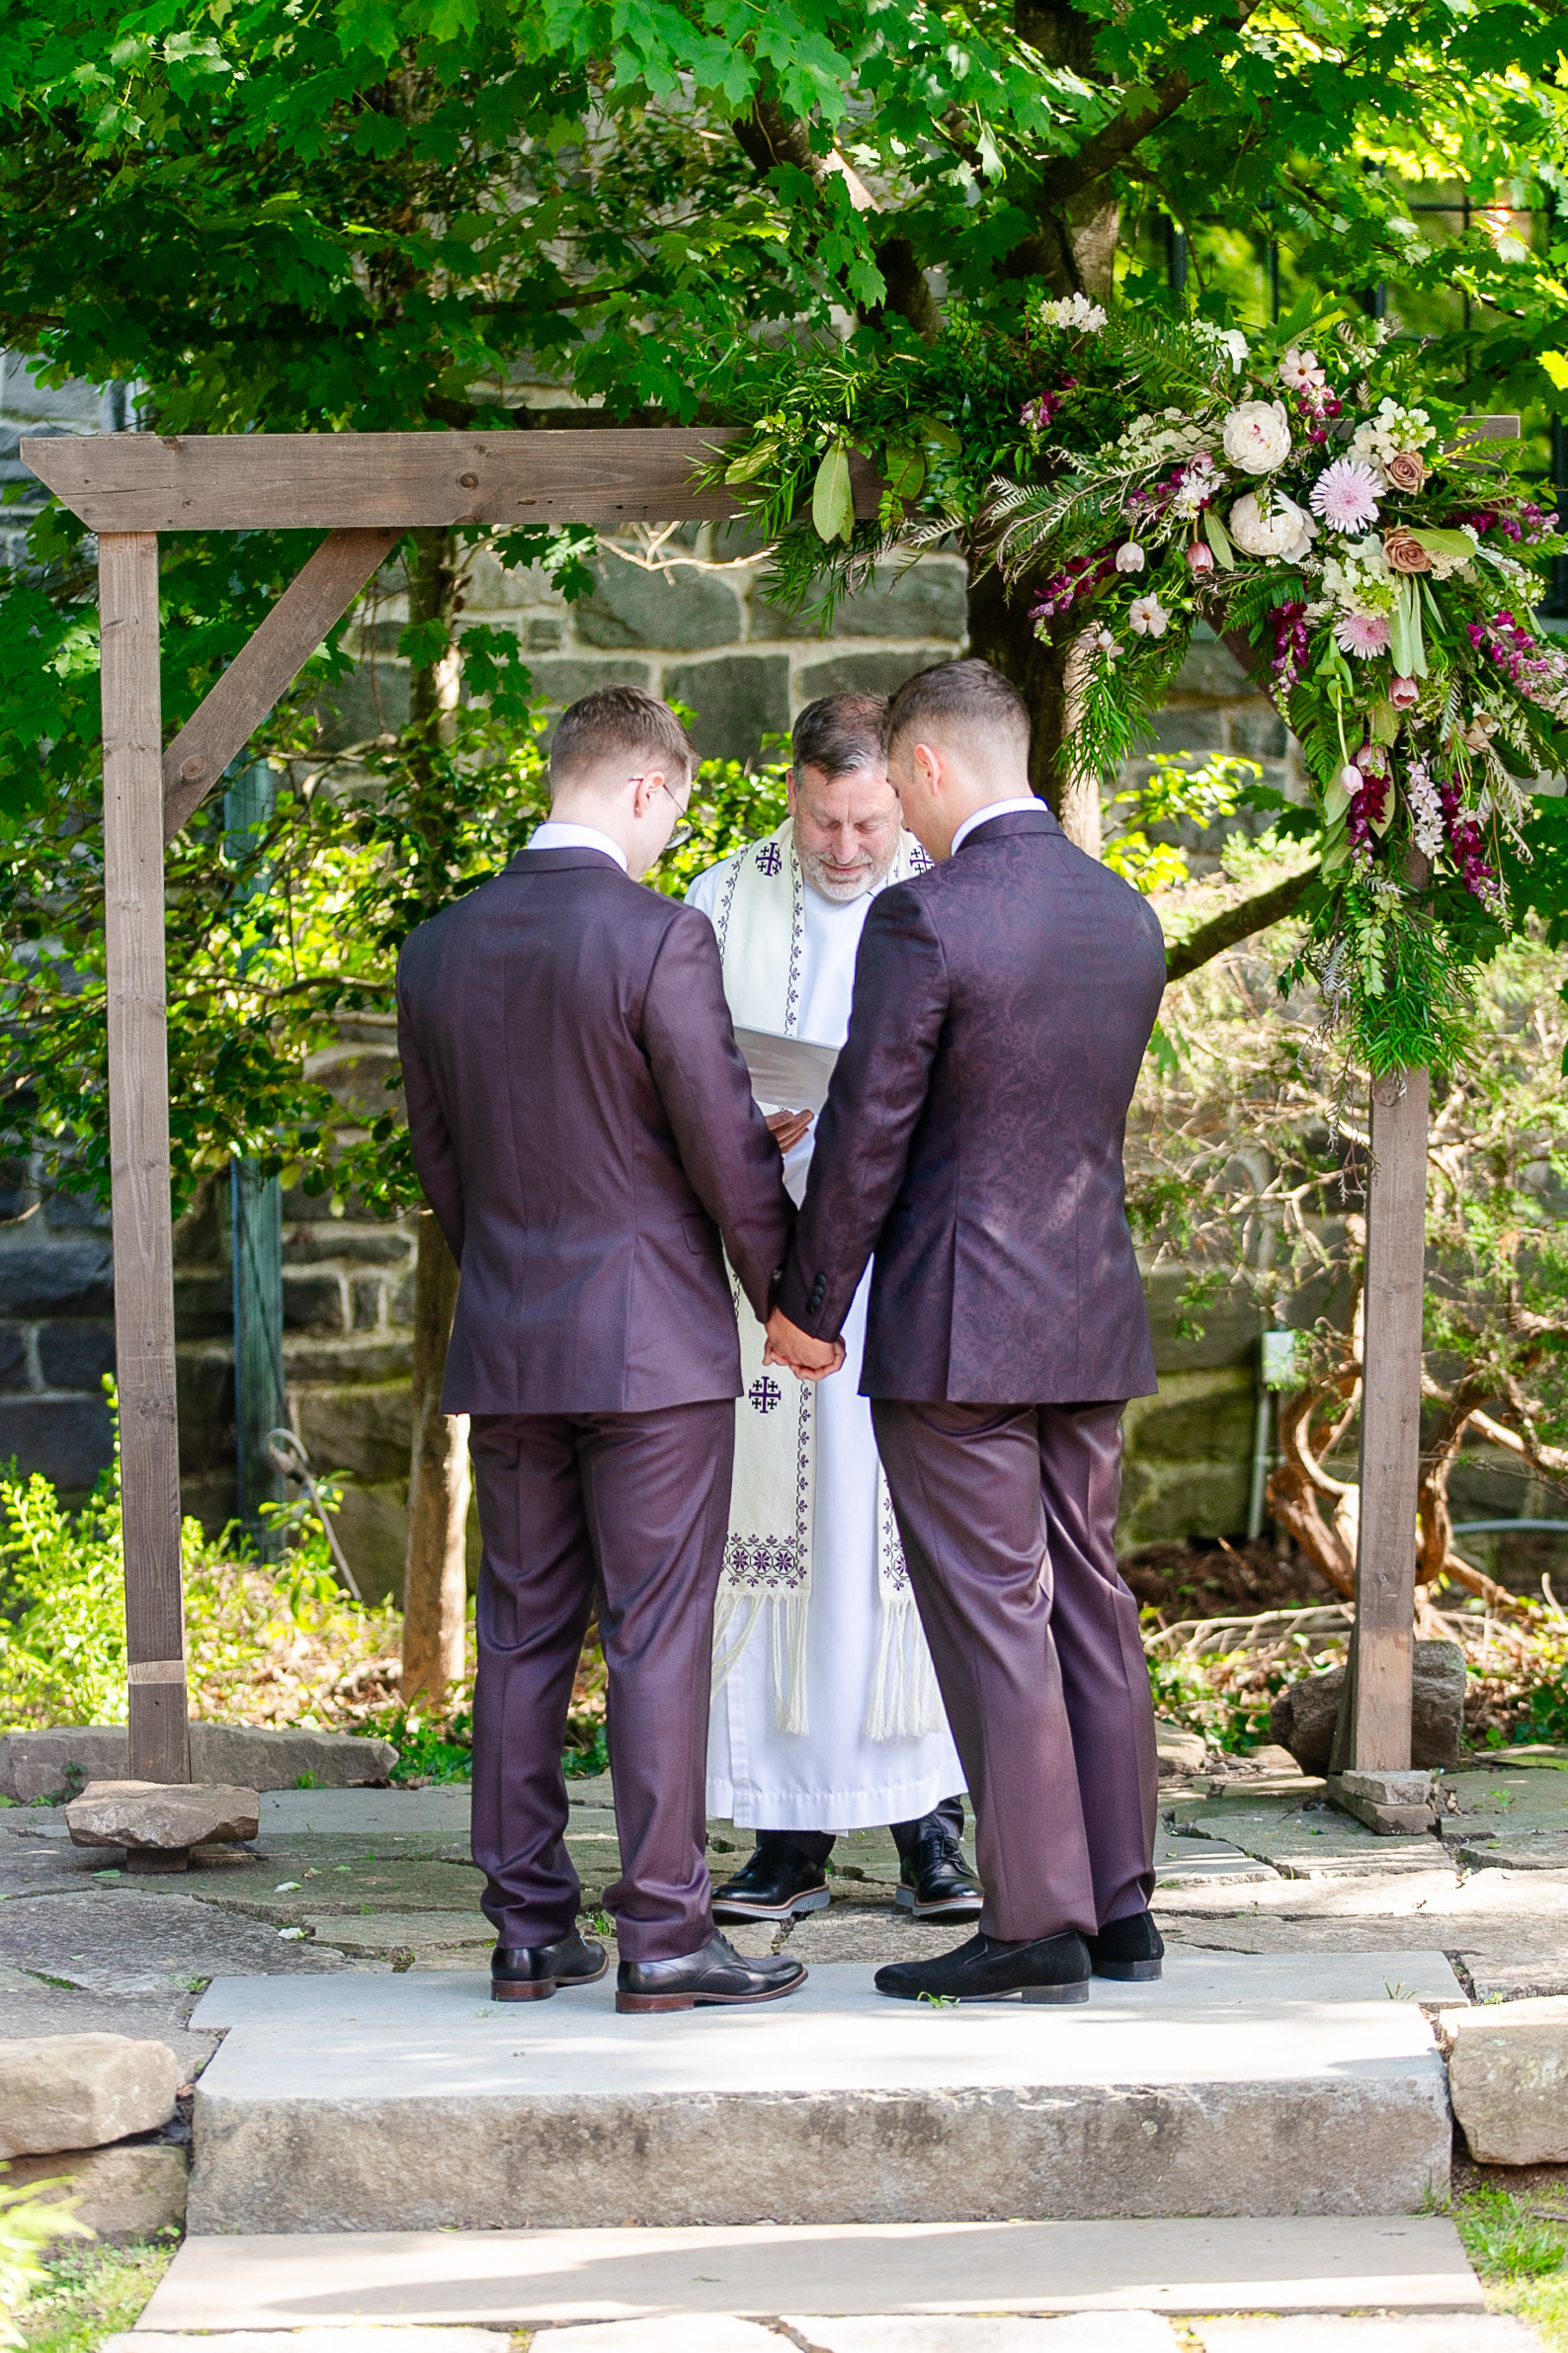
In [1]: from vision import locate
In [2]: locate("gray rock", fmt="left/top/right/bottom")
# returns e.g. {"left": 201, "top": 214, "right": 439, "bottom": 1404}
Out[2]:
{"left": 576, "top": 559, "right": 742, "bottom": 650}
{"left": 1271, "top": 1644, "right": 1465, "bottom": 1773}
{"left": 5, "top": 2143, "right": 188, "bottom": 2239}
{"left": 795, "top": 650, "right": 941, "bottom": 708}
{"left": 66, "top": 1783, "right": 260, "bottom": 1855}
{"left": 1, "top": 1727, "right": 396, "bottom": 1803}
{"left": 0, "top": 1238, "right": 114, "bottom": 1317}
{"left": 755, "top": 559, "right": 967, "bottom": 644}
{"left": 0, "top": 2032, "right": 181, "bottom": 2156}
{"left": 1440, "top": 1995, "right": 1568, "bottom": 2163}
{"left": 0, "top": 1394, "right": 115, "bottom": 1491}
{"left": 1155, "top": 1721, "right": 1207, "bottom": 1778}
{"left": 663, "top": 653, "right": 790, "bottom": 765}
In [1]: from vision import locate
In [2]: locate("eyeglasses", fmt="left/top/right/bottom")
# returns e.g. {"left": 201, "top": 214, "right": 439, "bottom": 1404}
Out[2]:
{"left": 627, "top": 772, "right": 695, "bottom": 856}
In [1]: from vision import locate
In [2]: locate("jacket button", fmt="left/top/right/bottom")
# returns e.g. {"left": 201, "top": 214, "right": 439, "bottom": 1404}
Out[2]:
{"left": 808, "top": 1276, "right": 826, "bottom": 1310}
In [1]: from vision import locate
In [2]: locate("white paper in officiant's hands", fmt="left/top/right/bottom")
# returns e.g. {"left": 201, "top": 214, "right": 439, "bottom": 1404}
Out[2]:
{"left": 732, "top": 1026, "right": 839, "bottom": 1115}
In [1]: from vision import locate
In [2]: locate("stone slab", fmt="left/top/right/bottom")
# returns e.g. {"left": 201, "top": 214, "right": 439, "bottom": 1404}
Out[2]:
{"left": 0, "top": 2031, "right": 181, "bottom": 2155}
{"left": 117, "top": 2336, "right": 500, "bottom": 2353}
{"left": 184, "top": 1954, "right": 1458, "bottom": 2230}
{"left": 1439, "top": 1994, "right": 1568, "bottom": 2162}
{"left": 787, "top": 2321, "right": 1177, "bottom": 2353}
{"left": 134, "top": 2217, "right": 1484, "bottom": 2326}
{"left": 533, "top": 2325, "right": 784, "bottom": 2353}
{"left": 0, "top": 1727, "right": 396, "bottom": 1804}
{"left": 0, "top": 1888, "right": 353, "bottom": 1996}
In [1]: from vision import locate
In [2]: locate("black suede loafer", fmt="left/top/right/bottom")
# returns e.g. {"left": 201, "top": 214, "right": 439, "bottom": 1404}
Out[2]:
{"left": 617, "top": 1931, "right": 808, "bottom": 2014}
{"left": 491, "top": 1928, "right": 608, "bottom": 2002}
{"left": 711, "top": 1842, "right": 831, "bottom": 1922}
{"left": 1085, "top": 1908, "right": 1164, "bottom": 1980}
{"left": 874, "top": 1929, "right": 1091, "bottom": 2005}
{"left": 895, "top": 1831, "right": 983, "bottom": 1919}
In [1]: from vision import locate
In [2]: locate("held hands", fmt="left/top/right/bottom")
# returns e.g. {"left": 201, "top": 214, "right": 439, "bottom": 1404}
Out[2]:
{"left": 766, "top": 1108, "right": 813, "bottom": 1157}
{"left": 765, "top": 1304, "right": 845, "bottom": 1383}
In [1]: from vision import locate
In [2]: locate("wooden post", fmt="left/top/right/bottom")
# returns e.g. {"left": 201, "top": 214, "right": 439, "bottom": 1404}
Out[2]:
{"left": 1346, "top": 1066, "right": 1431, "bottom": 1769}
{"left": 100, "top": 533, "right": 189, "bottom": 1784}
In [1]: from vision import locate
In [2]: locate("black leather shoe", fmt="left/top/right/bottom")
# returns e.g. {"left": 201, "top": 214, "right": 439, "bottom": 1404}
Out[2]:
{"left": 617, "top": 1931, "right": 808, "bottom": 2014}
{"left": 711, "top": 1841, "right": 831, "bottom": 1921}
{"left": 895, "top": 1831, "right": 983, "bottom": 1919}
{"left": 491, "top": 1928, "right": 608, "bottom": 2002}
{"left": 874, "top": 1929, "right": 1091, "bottom": 2005}
{"left": 1086, "top": 1909, "right": 1164, "bottom": 1980}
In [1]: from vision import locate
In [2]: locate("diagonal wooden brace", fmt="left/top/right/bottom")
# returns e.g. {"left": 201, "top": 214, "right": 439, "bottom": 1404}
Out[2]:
{"left": 162, "top": 527, "right": 399, "bottom": 841}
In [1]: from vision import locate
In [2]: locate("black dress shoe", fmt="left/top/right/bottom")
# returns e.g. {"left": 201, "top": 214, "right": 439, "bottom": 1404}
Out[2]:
{"left": 711, "top": 1841, "right": 831, "bottom": 1921}
{"left": 1086, "top": 1909, "right": 1164, "bottom": 1980}
{"left": 617, "top": 1931, "right": 808, "bottom": 2014}
{"left": 491, "top": 1928, "right": 608, "bottom": 2002}
{"left": 895, "top": 1831, "right": 983, "bottom": 1919}
{"left": 874, "top": 1929, "right": 1091, "bottom": 2005}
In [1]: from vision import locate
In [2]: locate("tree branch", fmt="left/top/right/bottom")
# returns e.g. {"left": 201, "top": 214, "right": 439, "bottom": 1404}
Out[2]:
{"left": 1164, "top": 867, "right": 1315, "bottom": 983}
{"left": 1035, "top": 0, "right": 1266, "bottom": 208}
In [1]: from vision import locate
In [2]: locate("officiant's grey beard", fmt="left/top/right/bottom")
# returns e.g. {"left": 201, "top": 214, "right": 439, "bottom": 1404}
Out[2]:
{"left": 793, "top": 768, "right": 902, "bottom": 903}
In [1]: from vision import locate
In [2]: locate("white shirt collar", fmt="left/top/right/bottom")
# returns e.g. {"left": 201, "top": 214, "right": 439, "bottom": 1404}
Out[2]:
{"left": 528, "top": 820, "right": 628, "bottom": 874}
{"left": 949, "top": 797, "right": 1043, "bottom": 857}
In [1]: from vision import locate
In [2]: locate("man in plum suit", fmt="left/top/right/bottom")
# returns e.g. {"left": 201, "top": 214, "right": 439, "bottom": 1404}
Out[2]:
{"left": 397, "top": 686, "right": 805, "bottom": 2015}
{"left": 767, "top": 658, "right": 1167, "bottom": 2005}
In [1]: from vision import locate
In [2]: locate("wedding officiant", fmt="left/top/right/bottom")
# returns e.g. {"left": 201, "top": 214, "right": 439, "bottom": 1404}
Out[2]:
{"left": 685, "top": 694, "right": 978, "bottom": 1926}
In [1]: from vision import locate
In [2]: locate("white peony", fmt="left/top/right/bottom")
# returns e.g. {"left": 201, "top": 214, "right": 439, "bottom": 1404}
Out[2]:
{"left": 1221, "top": 398, "right": 1292, "bottom": 474}
{"left": 1227, "top": 490, "right": 1317, "bottom": 562}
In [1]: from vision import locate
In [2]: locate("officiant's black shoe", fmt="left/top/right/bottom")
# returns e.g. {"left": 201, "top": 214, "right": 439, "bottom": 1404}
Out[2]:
{"left": 711, "top": 1841, "right": 831, "bottom": 1921}
{"left": 617, "top": 1931, "right": 808, "bottom": 2014}
{"left": 490, "top": 1928, "right": 608, "bottom": 2002}
{"left": 1086, "top": 1909, "right": 1164, "bottom": 1981}
{"left": 874, "top": 1929, "right": 1091, "bottom": 2005}
{"left": 895, "top": 1831, "right": 983, "bottom": 1920}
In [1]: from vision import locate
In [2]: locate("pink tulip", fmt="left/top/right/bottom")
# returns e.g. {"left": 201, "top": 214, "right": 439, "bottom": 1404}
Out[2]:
{"left": 1389, "top": 675, "right": 1421, "bottom": 710}
{"left": 1186, "top": 541, "right": 1216, "bottom": 575}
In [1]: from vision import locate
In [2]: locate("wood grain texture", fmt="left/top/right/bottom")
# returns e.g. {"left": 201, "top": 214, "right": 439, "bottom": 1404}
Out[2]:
{"left": 1350, "top": 1065, "right": 1431, "bottom": 1772}
{"left": 22, "top": 430, "right": 883, "bottom": 533}
{"left": 100, "top": 533, "right": 190, "bottom": 1785}
{"left": 163, "top": 530, "right": 397, "bottom": 840}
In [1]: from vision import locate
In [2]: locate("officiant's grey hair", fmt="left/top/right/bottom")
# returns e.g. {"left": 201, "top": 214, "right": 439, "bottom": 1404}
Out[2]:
{"left": 791, "top": 693, "right": 888, "bottom": 782}
{"left": 549, "top": 685, "right": 697, "bottom": 795}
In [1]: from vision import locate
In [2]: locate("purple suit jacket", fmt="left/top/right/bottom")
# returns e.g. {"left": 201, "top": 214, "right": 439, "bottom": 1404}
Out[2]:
{"left": 396, "top": 847, "right": 793, "bottom": 1415}
{"left": 775, "top": 805, "right": 1164, "bottom": 1404}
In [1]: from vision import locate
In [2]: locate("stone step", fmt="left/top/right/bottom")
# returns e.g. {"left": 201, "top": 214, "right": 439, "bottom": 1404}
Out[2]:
{"left": 134, "top": 2215, "right": 1483, "bottom": 2330}
{"left": 186, "top": 1951, "right": 1461, "bottom": 2233}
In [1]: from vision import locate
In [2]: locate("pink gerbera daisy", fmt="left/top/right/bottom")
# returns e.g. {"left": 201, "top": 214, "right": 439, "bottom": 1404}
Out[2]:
{"left": 1334, "top": 612, "right": 1391, "bottom": 658}
{"left": 1310, "top": 458, "right": 1381, "bottom": 533}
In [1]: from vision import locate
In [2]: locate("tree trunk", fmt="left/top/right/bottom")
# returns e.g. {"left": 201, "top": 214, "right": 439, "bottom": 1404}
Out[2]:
{"left": 402, "top": 1210, "right": 469, "bottom": 1702}
{"left": 965, "top": 568, "right": 1103, "bottom": 849}
{"left": 399, "top": 525, "right": 469, "bottom": 1705}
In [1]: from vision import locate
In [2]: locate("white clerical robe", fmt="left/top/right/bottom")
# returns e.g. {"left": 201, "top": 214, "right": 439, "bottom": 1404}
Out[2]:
{"left": 687, "top": 848, "right": 964, "bottom": 1831}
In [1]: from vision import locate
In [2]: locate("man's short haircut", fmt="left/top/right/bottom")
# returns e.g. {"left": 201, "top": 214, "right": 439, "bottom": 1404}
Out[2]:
{"left": 885, "top": 659, "right": 1031, "bottom": 757}
{"left": 549, "top": 686, "right": 696, "bottom": 795}
{"left": 790, "top": 693, "right": 888, "bottom": 781}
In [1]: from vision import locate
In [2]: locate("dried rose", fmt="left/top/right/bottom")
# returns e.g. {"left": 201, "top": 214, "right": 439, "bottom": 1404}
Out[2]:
{"left": 1388, "top": 675, "right": 1421, "bottom": 710}
{"left": 1385, "top": 451, "right": 1429, "bottom": 494}
{"left": 1383, "top": 527, "right": 1432, "bottom": 574}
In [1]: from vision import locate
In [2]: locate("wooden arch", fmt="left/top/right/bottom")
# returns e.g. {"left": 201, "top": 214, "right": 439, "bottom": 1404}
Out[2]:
{"left": 21, "top": 426, "right": 1437, "bottom": 1796}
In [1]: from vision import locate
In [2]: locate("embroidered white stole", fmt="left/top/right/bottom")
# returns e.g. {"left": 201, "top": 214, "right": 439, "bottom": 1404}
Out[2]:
{"left": 706, "top": 817, "right": 944, "bottom": 1741}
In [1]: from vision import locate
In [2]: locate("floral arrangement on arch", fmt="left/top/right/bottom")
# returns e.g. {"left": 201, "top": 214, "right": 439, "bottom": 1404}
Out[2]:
{"left": 989, "top": 296, "right": 1568, "bottom": 1066}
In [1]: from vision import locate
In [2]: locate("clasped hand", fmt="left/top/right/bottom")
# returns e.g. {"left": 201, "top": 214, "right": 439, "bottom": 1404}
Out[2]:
{"left": 765, "top": 1304, "right": 845, "bottom": 1383}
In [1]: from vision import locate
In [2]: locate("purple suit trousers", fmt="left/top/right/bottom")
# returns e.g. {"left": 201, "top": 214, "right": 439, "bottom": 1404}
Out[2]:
{"left": 871, "top": 1397, "right": 1158, "bottom": 1943}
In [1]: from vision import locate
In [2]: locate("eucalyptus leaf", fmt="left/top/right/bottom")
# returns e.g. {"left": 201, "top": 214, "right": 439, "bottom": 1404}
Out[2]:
{"left": 724, "top": 439, "right": 780, "bottom": 486}
{"left": 1388, "top": 575, "right": 1427, "bottom": 679}
{"left": 1202, "top": 509, "right": 1236, "bottom": 569}
{"left": 811, "top": 446, "right": 855, "bottom": 546}
{"left": 1323, "top": 777, "right": 1352, "bottom": 823}
{"left": 1369, "top": 778, "right": 1397, "bottom": 836}
{"left": 1320, "top": 832, "right": 1352, "bottom": 874}
{"left": 1409, "top": 529, "right": 1476, "bottom": 560}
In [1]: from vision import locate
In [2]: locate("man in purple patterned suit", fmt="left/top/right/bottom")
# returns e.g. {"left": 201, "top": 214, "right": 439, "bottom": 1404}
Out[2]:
{"left": 767, "top": 658, "right": 1167, "bottom": 2006}
{"left": 397, "top": 686, "right": 805, "bottom": 2016}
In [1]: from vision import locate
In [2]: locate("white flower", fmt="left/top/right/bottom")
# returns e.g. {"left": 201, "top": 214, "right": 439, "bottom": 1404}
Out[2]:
{"left": 1309, "top": 458, "right": 1381, "bottom": 534}
{"left": 1127, "top": 593, "right": 1171, "bottom": 638}
{"left": 278, "top": 1926, "right": 308, "bottom": 1942}
{"left": 1321, "top": 534, "right": 1396, "bottom": 618}
{"left": 1114, "top": 541, "right": 1146, "bottom": 573}
{"left": 1092, "top": 626, "right": 1120, "bottom": 659}
{"left": 1221, "top": 398, "right": 1292, "bottom": 474}
{"left": 1227, "top": 489, "right": 1317, "bottom": 562}
{"left": 1406, "top": 759, "right": 1444, "bottom": 860}
{"left": 1170, "top": 454, "right": 1222, "bottom": 518}
{"left": 1041, "top": 292, "right": 1108, "bottom": 333}
{"left": 1350, "top": 397, "right": 1436, "bottom": 469}
{"left": 1279, "top": 347, "right": 1327, "bottom": 392}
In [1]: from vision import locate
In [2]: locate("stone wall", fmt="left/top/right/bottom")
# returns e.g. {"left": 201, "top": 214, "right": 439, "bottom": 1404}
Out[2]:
{"left": 1, "top": 356, "right": 1305, "bottom": 1599}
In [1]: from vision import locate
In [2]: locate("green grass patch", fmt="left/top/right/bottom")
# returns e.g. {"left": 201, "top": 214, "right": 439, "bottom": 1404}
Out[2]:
{"left": 1454, "top": 2185, "right": 1568, "bottom": 2353}
{"left": 19, "top": 2239, "right": 175, "bottom": 2353}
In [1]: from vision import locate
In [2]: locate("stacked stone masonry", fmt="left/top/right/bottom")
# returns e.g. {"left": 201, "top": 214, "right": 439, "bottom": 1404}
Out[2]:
{"left": 0, "top": 352, "right": 1350, "bottom": 1597}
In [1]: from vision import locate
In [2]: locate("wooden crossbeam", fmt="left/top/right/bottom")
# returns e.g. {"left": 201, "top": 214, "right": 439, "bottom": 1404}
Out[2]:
{"left": 22, "top": 428, "right": 883, "bottom": 534}
{"left": 162, "top": 528, "right": 398, "bottom": 840}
